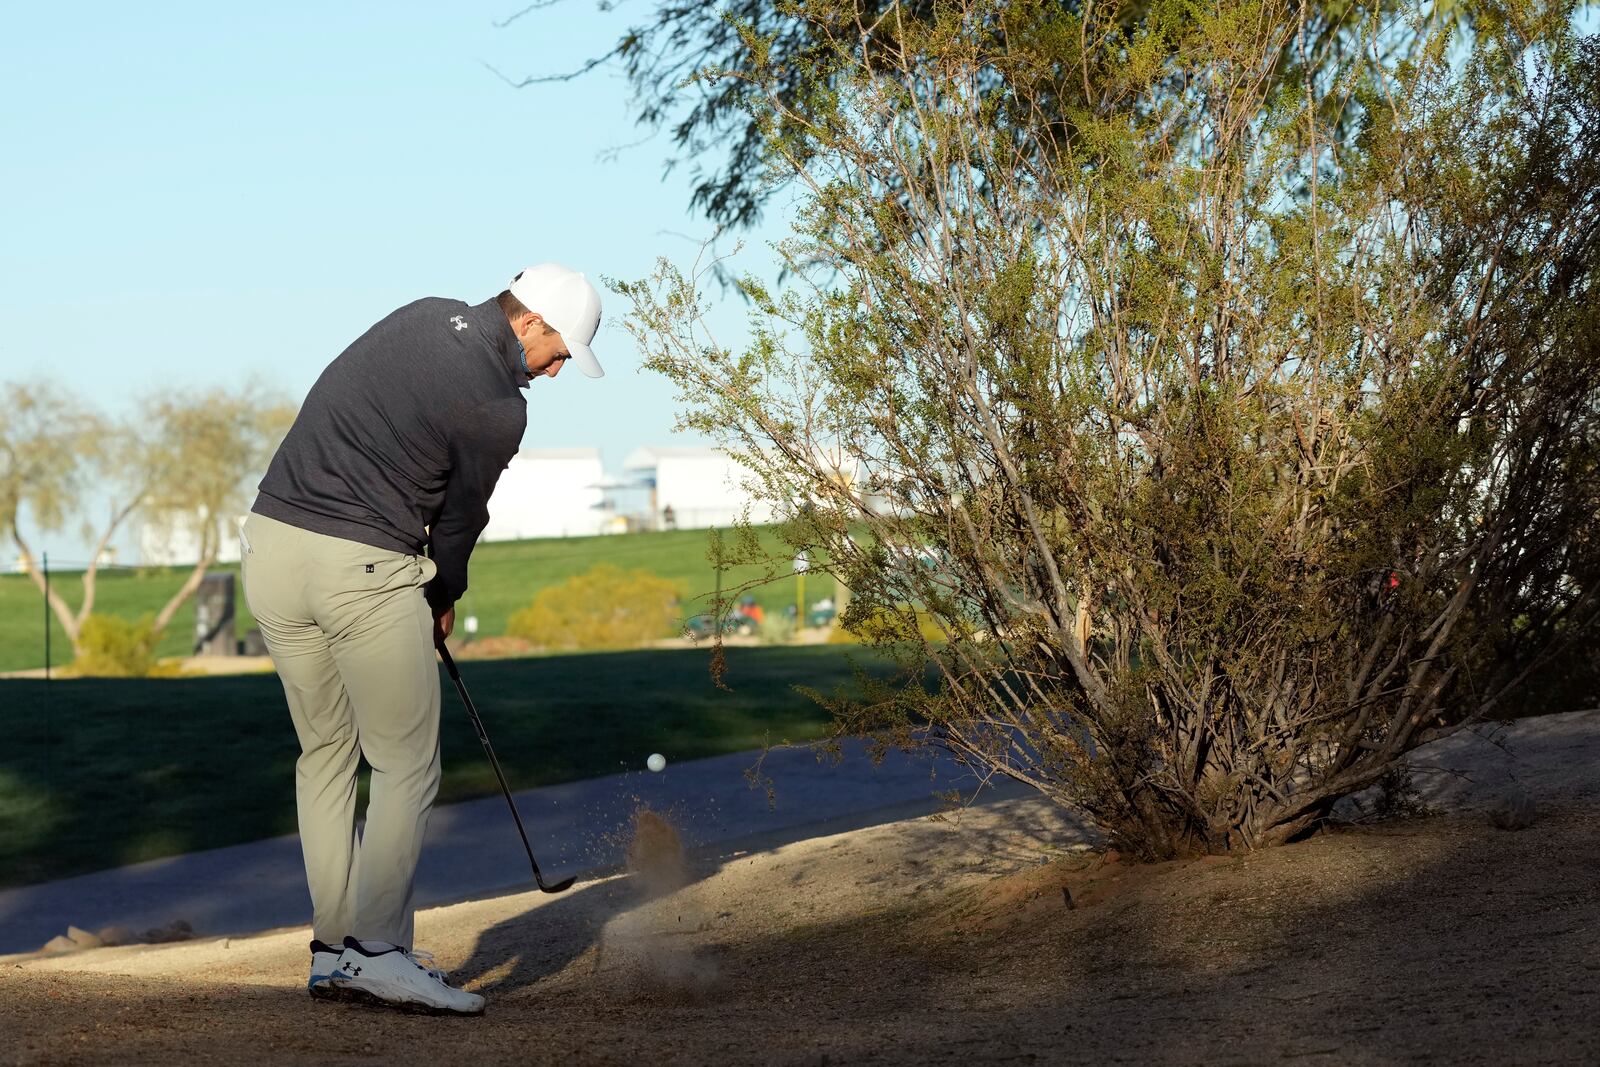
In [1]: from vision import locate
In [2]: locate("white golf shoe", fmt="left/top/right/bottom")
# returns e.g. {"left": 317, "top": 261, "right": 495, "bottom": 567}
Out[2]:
{"left": 308, "top": 939, "right": 346, "bottom": 1000}
{"left": 333, "top": 937, "right": 484, "bottom": 1016}
{"left": 406, "top": 947, "right": 450, "bottom": 984}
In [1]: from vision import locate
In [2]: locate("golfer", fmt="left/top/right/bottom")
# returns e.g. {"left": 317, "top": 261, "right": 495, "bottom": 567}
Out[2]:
{"left": 240, "top": 264, "right": 603, "bottom": 1015}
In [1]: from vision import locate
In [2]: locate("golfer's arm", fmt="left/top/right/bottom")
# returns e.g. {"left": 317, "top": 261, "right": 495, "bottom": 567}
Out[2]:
{"left": 425, "top": 405, "right": 520, "bottom": 613}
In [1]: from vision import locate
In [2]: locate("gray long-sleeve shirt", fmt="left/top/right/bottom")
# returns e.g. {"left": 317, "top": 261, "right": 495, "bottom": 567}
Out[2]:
{"left": 252, "top": 296, "right": 530, "bottom": 612}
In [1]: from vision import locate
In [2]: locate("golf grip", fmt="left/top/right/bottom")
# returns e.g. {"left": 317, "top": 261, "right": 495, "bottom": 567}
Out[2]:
{"left": 438, "top": 644, "right": 568, "bottom": 892}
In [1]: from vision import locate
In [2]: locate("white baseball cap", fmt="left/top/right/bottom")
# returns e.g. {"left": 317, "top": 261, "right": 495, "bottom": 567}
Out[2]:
{"left": 508, "top": 263, "right": 604, "bottom": 378}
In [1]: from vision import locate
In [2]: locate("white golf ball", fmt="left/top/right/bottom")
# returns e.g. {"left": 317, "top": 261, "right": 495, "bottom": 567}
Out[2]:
{"left": 647, "top": 753, "right": 667, "bottom": 773}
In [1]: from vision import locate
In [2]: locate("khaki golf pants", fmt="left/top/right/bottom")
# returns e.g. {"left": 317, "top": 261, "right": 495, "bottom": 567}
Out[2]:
{"left": 239, "top": 512, "right": 440, "bottom": 949}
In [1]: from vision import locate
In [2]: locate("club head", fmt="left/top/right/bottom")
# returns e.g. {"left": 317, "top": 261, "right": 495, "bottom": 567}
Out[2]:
{"left": 540, "top": 875, "right": 576, "bottom": 894}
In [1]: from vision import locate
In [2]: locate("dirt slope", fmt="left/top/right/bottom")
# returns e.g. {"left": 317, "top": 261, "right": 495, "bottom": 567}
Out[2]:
{"left": 5, "top": 713, "right": 1597, "bottom": 1065}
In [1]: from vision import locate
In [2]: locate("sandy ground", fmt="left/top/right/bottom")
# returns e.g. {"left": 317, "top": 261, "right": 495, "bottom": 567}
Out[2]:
{"left": 5, "top": 712, "right": 1598, "bottom": 1065}
{"left": 0, "top": 655, "right": 277, "bottom": 680}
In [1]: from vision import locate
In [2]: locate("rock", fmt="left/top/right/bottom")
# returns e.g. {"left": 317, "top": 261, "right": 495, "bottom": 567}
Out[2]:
{"left": 66, "top": 925, "right": 103, "bottom": 950}
{"left": 96, "top": 925, "right": 136, "bottom": 947}
{"left": 1487, "top": 784, "right": 1536, "bottom": 830}
{"left": 40, "top": 935, "right": 79, "bottom": 954}
{"left": 142, "top": 920, "right": 195, "bottom": 944}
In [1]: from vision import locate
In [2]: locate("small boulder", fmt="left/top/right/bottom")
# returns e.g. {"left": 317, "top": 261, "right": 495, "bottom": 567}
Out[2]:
{"left": 66, "top": 925, "right": 103, "bottom": 950}
{"left": 142, "top": 920, "right": 194, "bottom": 944}
{"left": 1487, "top": 784, "right": 1536, "bottom": 830}
{"left": 96, "top": 925, "right": 136, "bottom": 947}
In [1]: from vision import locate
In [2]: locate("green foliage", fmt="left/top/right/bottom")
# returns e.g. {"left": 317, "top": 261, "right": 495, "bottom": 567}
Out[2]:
{"left": 557, "top": 0, "right": 1470, "bottom": 237}
{"left": 0, "top": 381, "right": 104, "bottom": 540}
{"left": 624, "top": 0, "right": 1600, "bottom": 857}
{"left": 507, "top": 563, "right": 685, "bottom": 651}
{"left": 72, "top": 614, "right": 172, "bottom": 678}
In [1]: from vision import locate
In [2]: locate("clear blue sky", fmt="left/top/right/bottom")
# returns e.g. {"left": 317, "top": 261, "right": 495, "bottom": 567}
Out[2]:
{"left": 0, "top": 1, "right": 785, "bottom": 563}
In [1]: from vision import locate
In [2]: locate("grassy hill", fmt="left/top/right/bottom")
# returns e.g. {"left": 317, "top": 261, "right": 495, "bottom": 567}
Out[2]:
{"left": 0, "top": 644, "right": 882, "bottom": 889}
{"left": 0, "top": 526, "right": 832, "bottom": 674}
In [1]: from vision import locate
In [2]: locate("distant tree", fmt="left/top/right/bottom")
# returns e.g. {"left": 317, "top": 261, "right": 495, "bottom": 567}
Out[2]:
{"left": 0, "top": 380, "right": 294, "bottom": 658}
{"left": 621, "top": 0, "right": 1600, "bottom": 856}
{"left": 0, "top": 381, "right": 107, "bottom": 646}
{"left": 128, "top": 387, "right": 296, "bottom": 639}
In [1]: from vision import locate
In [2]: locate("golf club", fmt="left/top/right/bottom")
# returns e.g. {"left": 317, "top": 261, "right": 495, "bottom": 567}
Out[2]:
{"left": 438, "top": 643, "right": 576, "bottom": 894}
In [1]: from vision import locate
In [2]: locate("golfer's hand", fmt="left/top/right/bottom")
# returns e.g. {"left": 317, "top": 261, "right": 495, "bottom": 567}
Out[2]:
{"left": 433, "top": 606, "right": 455, "bottom": 647}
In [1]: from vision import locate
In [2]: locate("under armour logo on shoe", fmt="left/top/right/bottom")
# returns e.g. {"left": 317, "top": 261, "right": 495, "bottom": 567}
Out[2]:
{"left": 342, "top": 962, "right": 362, "bottom": 976}
{"left": 450, "top": 315, "right": 469, "bottom": 331}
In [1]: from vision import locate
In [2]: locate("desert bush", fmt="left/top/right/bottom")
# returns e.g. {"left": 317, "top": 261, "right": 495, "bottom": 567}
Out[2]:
{"left": 624, "top": 1, "right": 1600, "bottom": 856}
{"left": 72, "top": 614, "right": 163, "bottom": 677}
{"left": 506, "top": 563, "right": 684, "bottom": 652}
{"left": 757, "top": 612, "right": 798, "bottom": 645}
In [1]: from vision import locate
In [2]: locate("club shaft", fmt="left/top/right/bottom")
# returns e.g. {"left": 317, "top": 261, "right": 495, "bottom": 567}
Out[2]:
{"left": 438, "top": 645, "right": 563, "bottom": 890}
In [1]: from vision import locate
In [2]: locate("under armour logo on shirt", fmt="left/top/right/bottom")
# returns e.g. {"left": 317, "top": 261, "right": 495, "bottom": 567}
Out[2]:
{"left": 450, "top": 315, "right": 469, "bottom": 331}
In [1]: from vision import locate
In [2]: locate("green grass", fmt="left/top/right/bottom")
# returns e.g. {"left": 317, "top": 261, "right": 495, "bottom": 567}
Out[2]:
{"left": 0, "top": 525, "right": 831, "bottom": 674}
{"left": 0, "top": 644, "right": 883, "bottom": 889}
{"left": 0, "top": 565, "right": 231, "bottom": 674}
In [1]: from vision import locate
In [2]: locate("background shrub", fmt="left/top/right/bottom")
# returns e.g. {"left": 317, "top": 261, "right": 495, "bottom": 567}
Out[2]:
{"left": 506, "top": 563, "right": 684, "bottom": 652}
{"left": 73, "top": 614, "right": 165, "bottom": 677}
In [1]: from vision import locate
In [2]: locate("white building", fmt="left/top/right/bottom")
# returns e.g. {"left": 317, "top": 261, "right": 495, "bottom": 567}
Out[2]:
{"left": 134, "top": 445, "right": 787, "bottom": 562}
{"left": 622, "top": 446, "right": 778, "bottom": 530}
{"left": 136, "top": 450, "right": 606, "bottom": 563}
{"left": 139, "top": 509, "right": 244, "bottom": 566}
{"left": 482, "top": 448, "right": 607, "bottom": 541}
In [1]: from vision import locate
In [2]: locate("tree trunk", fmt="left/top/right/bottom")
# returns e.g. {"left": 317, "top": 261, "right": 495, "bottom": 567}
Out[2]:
{"left": 74, "top": 494, "right": 145, "bottom": 631}
{"left": 152, "top": 553, "right": 215, "bottom": 638}
{"left": 11, "top": 528, "right": 84, "bottom": 649}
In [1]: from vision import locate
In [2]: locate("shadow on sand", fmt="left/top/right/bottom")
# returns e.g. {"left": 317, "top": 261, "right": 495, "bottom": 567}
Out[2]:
{"left": 448, "top": 790, "right": 1088, "bottom": 996}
